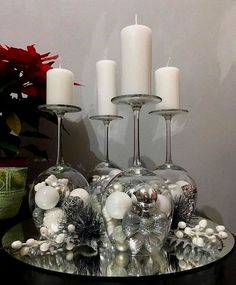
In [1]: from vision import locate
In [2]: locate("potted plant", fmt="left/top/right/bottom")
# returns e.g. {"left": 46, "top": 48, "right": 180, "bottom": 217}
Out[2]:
{"left": 0, "top": 44, "right": 58, "bottom": 219}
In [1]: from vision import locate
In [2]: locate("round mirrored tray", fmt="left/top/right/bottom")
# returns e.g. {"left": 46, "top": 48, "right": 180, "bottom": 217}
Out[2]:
{"left": 2, "top": 218, "right": 235, "bottom": 278}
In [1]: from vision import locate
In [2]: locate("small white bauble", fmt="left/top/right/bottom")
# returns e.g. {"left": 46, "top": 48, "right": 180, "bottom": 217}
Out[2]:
{"left": 55, "top": 233, "right": 65, "bottom": 244}
{"left": 105, "top": 192, "right": 132, "bottom": 220}
{"left": 156, "top": 194, "right": 172, "bottom": 217}
{"left": 35, "top": 186, "right": 60, "bottom": 210}
{"left": 40, "top": 226, "right": 48, "bottom": 237}
{"left": 175, "top": 230, "right": 184, "bottom": 239}
{"left": 218, "top": 231, "right": 228, "bottom": 239}
{"left": 70, "top": 188, "right": 90, "bottom": 205}
{"left": 67, "top": 224, "right": 75, "bottom": 232}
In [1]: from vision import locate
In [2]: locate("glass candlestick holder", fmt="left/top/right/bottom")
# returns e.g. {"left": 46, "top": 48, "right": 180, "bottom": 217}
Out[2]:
{"left": 88, "top": 115, "right": 123, "bottom": 215}
{"left": 89, "top": 115, "right": 123, "bottom": 182}
{"left": 101, "top": 95, "right": 174, "bottom": 255}
{"left": 28, "top": 104, "right": 91, "bottom": 237}
{"left": 149, "top": 109, "right": 198, "bottom": 227}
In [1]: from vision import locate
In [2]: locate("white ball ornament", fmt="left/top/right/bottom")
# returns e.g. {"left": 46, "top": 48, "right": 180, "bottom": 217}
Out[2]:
{"left": 199, "top": 219, "right": 207, "bottom": 228}
{"left": 35, "top": 186, "right": 60, "bottom": 210}
{"left": 156, "top": 194, "right": 172, "bottom": 217}
{"left": 105, "top": 192, "right": 132, "bottom": 219}
{"left": 70, "top": 188, "right": 90, "bottom": 205}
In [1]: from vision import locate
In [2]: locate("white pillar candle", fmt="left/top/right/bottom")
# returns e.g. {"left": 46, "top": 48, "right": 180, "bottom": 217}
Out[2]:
{"left": 121, "top": 21, "right": 152, "bottom": 95}
{"left": 46, "top": 68, "right": 74, "bottom": 105}
{"left": 96, "top": 60, "right": 117, "bottom": 115}
{"left": 155, "top": 66, "right": 180, "bottom": 109}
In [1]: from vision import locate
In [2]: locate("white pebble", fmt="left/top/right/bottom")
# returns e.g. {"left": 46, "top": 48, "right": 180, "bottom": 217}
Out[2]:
{"left": 178, "top": 221, "right": 186, "bottom": 229}
{"left": 105, "top": 192, "right": 132, "bottom": 219}
{"left": 26, "top": 238, "right": 37, "bottom": 247}
{"left": 67, "top": 224, "right": 76, "bottom": 232}
{"left": 40, "top": 242, "right": 50, "bottom": 252}
{"left": 184, "top": 227, "right": 192, "bottom": 235}
{"left": 205, "top": 228, "right": 214, "bottom": 236}
{"left": 34, "top": 182, "right": 46, "bottom": 192}
{"left": 11, "top": 240, "right": 23, "bottom": 249}
{"left": 113, "top": 182, "right": 124, "bottom": 192}
{"left": 35, "top": 186, "right": 60, "bottom": 210}
{"left": 218, "top": 231, "right": 228, "bottom": 239}
{"left": 175, "top": 230, "right": 184, "bottom": 239}
{"left": 216, "top": 225, "right": 225, "bottom": 232}
{"left": 192, "top": 237, "right": 205, "bottom": 247}
{"left": 55, "top": 233, "right": 65, "bottom": 244}
{"left": 66, "top": 251, "right": 74, "bottom": 261}
{"left": 199, "top": 219, "right": 207, "bottom": 228}
{"left": 70, "top": 188, "right": 90, "bottom": 205}
{"left": 20, "top": 246, "right": 29, "bottom": 256}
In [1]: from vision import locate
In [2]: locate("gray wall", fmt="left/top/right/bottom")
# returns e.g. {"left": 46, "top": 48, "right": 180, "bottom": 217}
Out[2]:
{"left": 1, "top": 0, "right": 236, "bottom": 233}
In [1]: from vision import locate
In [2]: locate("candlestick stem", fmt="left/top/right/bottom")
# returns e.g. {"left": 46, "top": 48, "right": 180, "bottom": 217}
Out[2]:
{"left": 56, "top": 114, "right": 64, "bottom": 166}
{"left": 103, "top": 120, "right": 110, "bottom": 163}
{"left": 132, "top": 107, "right": 141, "bottom": 167}
{"left": 164, "top": 115, "right": 173, "bottom": 165}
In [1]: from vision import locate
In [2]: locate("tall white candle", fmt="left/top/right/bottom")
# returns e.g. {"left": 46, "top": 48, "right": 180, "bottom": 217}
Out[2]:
{"left": 96, "top": 60, "right": 117, "bottom": 115}
{"left": 121, "top": 20, "right": 152, "bottom": 95}
{"left": 46, "top": 68, "right": 74, "bottom": 105}
{"left": 155, "top": 66, "right": 180, "bottom": 109}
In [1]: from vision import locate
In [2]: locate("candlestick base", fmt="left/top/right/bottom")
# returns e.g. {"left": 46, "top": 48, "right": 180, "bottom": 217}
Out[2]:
{"left": 111, "top": 94, "right": 161, "bottom": 108}
{"left": 90, "top": 115, "right": 123, "bottom": 122}
{"left": 149, "top": 108, "right": 188, "bottom": 118}
{"left": 38, "top": 104, "right": 81, "bottom": 116}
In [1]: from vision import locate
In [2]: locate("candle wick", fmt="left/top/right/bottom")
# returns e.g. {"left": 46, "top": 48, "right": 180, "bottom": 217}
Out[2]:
{"left": 135, "top": 14, "right": 138, "bottom": 25}
{"left": 166, "top": 57, "right": 172, "bottom": 67}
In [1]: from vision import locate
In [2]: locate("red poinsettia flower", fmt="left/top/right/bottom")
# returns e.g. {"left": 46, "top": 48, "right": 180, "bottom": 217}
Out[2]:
{"left": 0, "top": 44, "right": 59, "bottom": 158}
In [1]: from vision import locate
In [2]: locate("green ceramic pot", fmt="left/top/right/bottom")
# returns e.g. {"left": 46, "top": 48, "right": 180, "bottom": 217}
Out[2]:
{"left": 0, "top": 158, "right": 28, "bottom": 219}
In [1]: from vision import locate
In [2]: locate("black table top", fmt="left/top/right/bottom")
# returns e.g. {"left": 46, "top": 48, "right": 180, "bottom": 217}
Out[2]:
{"left": 0, "top": 210, "right": 235, "bottom": 285}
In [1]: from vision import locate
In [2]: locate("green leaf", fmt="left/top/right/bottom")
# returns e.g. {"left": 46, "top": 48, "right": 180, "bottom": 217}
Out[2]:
{"left": 20, "top": 131, "right": 51, "bottom": 139}
{"left": 6, "top": 112, "right": 21, "bottom": 135}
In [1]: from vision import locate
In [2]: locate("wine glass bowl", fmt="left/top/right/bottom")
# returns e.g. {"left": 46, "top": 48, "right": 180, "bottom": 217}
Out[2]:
{"left": 101, "top": 171, "right": 173, "bottom": 255}
{"left": 28, "top": 104, "right": 90, "bottom": 233}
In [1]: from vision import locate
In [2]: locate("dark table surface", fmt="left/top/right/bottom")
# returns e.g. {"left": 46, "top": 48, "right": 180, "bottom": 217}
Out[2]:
{"left": 0, "top": 207, "right": 235, "bottom": 285}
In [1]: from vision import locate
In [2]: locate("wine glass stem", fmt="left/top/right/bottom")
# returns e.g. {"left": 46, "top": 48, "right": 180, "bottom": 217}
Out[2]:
{"left": 133, "top": 107, "right": 142, "bottom": 167}
{"left": 165, "top": 115, "right": 173, "bottom": 164}
{"left": 56, "top": 114, "right": 64, "bottom": 166}
{"left": 103, "top": 120, "right": 110, "bottom": 163}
